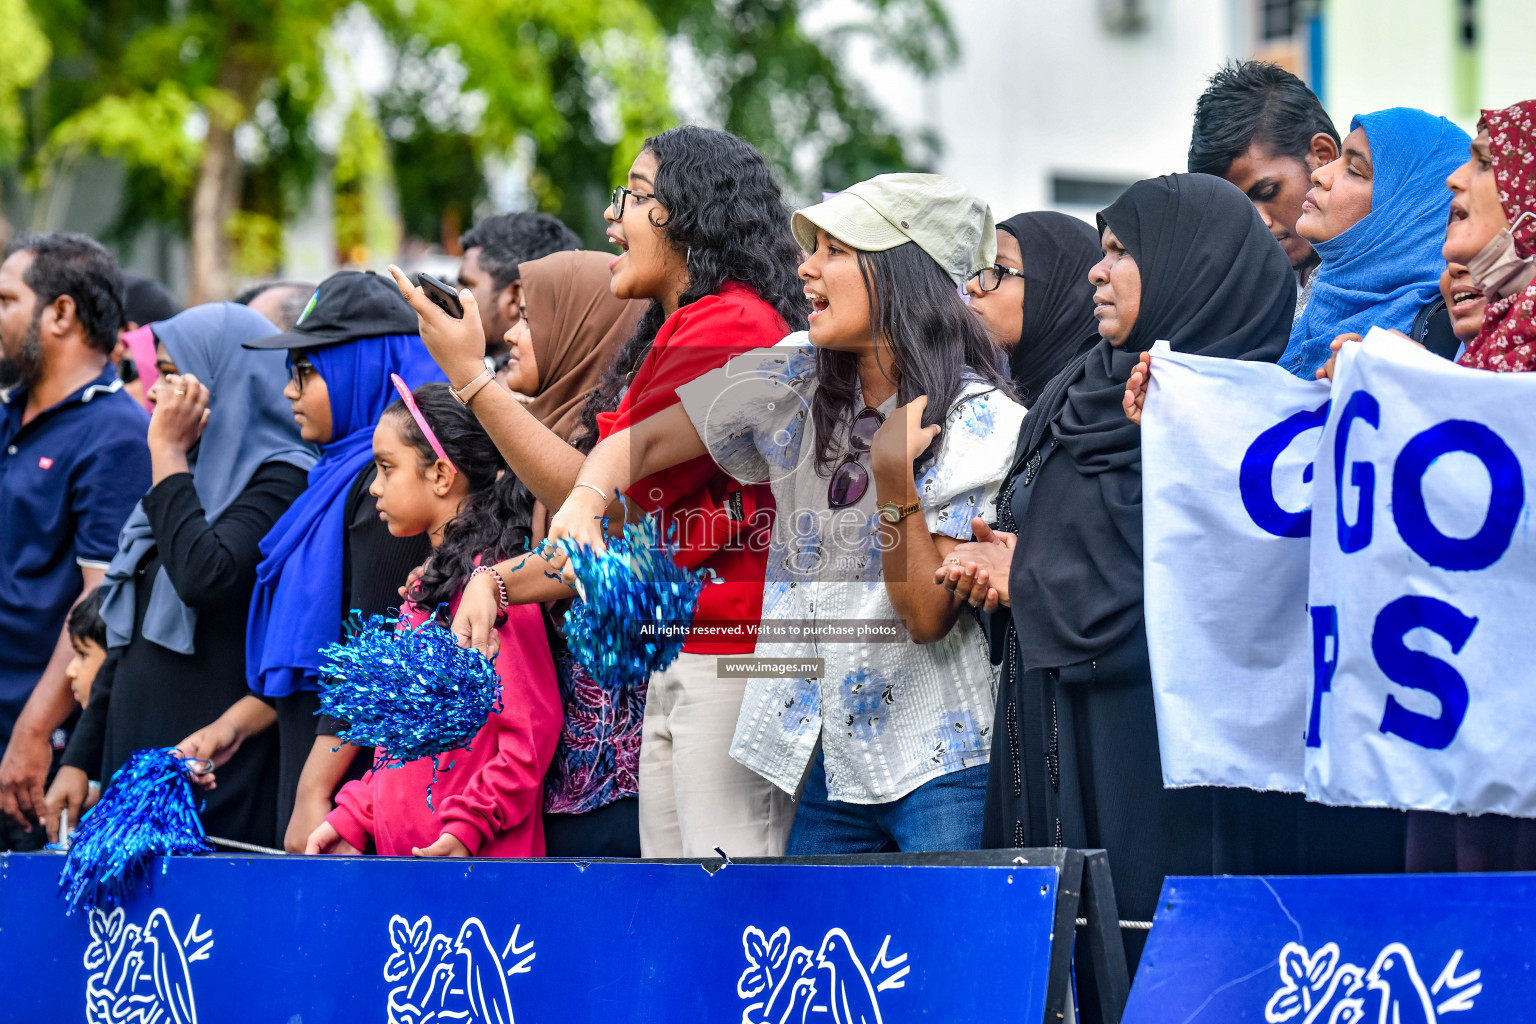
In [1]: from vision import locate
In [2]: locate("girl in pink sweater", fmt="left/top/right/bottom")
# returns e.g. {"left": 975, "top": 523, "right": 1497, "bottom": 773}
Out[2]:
{"left": 305, "top": 380, "right": 561, "bottom": 858}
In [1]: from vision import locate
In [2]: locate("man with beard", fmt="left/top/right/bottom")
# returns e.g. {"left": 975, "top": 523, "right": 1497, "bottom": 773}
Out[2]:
{"left": 1188, "top": 61, "right": 1340, "bottom": 318}
{"left": 456, "top": 212, "right": 581, "bottom": 370}
{"left": 0, "top": 233, "right": 150, "bottom": 849}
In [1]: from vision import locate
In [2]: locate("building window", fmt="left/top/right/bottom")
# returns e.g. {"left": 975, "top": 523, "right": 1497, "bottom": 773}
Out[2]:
{"left": 1051, "top": 175, "right": 1135, "bottom": 208}
{"left": 1261, "top": 0, "right": 1300, "bottom": 41}
{"left": 1098, "top": 0, "right": 1148, "bottom": 35}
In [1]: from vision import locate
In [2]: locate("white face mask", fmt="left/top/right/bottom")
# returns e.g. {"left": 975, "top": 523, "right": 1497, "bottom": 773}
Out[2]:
{"left": 1468, "top": 210, "right": 1536, "bottom": 301}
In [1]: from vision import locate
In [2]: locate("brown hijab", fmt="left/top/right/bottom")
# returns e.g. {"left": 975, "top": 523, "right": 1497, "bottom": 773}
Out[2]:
{"left": 519, "top": 250, "right": 643, "bottom": 440}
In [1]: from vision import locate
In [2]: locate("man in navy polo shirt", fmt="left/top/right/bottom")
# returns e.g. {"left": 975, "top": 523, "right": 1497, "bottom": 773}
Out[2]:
{"left": 0, "top": 233, "right": 150, "bottom": 848}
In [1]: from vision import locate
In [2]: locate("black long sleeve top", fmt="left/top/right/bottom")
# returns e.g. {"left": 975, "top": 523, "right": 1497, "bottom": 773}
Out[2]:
{"left": 62, "top": 461, "right": 308, "bottom": 846}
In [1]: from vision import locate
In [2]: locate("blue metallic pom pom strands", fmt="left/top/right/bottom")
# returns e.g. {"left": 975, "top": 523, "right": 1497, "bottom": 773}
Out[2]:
{"left": 56, "top": 747, "right": 213, "bottom": 915}
{"left": 555, "top": 512, "right": 710, "bottom": 693}
{"left": 317, "top": 613, "right": 503, "bottom": 805}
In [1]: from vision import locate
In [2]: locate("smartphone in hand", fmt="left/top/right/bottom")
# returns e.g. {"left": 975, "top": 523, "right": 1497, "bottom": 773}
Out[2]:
{"left": 417, "top": 272, "right": 465, "bottom": 319}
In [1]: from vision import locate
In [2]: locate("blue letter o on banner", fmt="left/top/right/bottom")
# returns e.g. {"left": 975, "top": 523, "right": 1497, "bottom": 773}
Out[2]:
{"left": 1392, "top": 419, "right": 1525, "bottom": 572}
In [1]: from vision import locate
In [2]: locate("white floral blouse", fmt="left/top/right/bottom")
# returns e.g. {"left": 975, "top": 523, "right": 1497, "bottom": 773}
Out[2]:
{"left": 676, "top": 334, "right": 1027, "bottom": 804}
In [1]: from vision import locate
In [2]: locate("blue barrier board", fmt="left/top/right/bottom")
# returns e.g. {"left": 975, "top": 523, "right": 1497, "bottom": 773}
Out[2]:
{"left": 1124, "top": 873, "right": 1536, "bottom": 1023}
{"left": 1, "top": 852, "right": 1064, "bottom": 1023}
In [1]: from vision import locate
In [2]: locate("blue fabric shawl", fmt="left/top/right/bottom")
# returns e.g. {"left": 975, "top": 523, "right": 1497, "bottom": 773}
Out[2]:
{"left": 1281, "top": 108, "right": 1470, "bottom": 377}
{"left": 244, "top": 334, "right": 446, "bottom": 697}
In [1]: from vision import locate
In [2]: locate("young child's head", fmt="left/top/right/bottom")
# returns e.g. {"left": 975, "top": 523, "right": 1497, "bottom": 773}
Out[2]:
{"left": 372, "top": 381, "right": 477, "bottom": 543}
{"left": 790, "top": 173, "right": 1013, "bottom": 469}
{"left": 373, "top": 382, "right": 534, "bottom": 611}
{"left": 66, "top": 587, "right": 108, "bottom": 707}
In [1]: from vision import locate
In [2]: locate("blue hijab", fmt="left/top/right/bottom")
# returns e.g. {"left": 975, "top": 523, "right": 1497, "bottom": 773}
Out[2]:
{"left": 245, "top": 333, "right": 446, "bottom": 697}
{"left": 100, "top": 303, "right": 317, "bottom": 653}
{"left": 1281, "top": 108, "right": 1470, "bottom": 377}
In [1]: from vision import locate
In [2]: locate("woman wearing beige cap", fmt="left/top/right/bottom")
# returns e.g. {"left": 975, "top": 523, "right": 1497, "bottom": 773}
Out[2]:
{"left": 546, "top": 173, "right": 1026, "bottom": 853}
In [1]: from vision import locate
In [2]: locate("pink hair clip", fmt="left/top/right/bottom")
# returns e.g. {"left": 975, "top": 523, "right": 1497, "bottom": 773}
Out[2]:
{"left": 390, "top": 373, "right": 458, "bottom": 474}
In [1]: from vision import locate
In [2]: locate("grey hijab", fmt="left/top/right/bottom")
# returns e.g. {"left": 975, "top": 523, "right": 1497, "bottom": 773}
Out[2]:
{"left": 100, "top": 303, "right": 318, "bottom": 653}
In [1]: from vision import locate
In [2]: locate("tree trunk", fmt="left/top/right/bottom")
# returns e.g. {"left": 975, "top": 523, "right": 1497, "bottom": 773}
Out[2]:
{"left": 188, "top": 119, "right": 238, "bottom": 303}
{"left": 188, "top": 56, "right": 258, "bottom": 304}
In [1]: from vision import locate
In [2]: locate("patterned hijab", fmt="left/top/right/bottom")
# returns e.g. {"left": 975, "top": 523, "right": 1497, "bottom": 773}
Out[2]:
{"left": 1458, "top": 100, "right": 1536, "bottom": 373}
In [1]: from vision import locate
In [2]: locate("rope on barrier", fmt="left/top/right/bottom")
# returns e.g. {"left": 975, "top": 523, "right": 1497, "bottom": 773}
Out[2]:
{"left": 1075, "top": 918, "right": 1154, "bottom": 930}
{"left": 207, "top": 835, "right": 285, "bottom": 856}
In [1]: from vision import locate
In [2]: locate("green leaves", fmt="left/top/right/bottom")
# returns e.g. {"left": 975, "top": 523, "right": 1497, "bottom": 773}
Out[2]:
{"left": 646, "top": 0, "right": 955, "bottom": 199}
{"left": 36, "top": 83, "right": 201, "bottom": 196}
{"left": 0, "top": 0, "right": 49, "bottom": 162}
{"left": 2, "top": 0, "right": 955, "bottom": 269}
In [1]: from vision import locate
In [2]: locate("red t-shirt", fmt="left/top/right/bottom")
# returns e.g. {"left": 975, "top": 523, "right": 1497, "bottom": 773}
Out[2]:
{"left": 596, "top": 283, "right": 782, "bottom": 654}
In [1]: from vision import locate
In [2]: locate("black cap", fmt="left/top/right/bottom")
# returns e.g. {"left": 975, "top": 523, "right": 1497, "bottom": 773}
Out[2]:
{"left": 243, "top": 270, "right": 419, "bottom": 350}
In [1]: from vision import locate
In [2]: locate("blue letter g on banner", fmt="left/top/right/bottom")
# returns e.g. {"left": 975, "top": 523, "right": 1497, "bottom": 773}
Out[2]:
{"left": 1240, "top": 402, "right": 1330, "bottom": 538}
{"left": 1334, "top": 391, "right": 1380, "bottom": 554}
{"left": 1392, "top": 419, "right": 1525, "bottom": 572}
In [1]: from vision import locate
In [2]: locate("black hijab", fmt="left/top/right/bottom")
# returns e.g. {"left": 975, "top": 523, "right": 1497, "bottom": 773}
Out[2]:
{"left": 1009, "top": 173, "right": 1294, "bottom": 670}
{"left": 998, "top": 212, "right": 1103, "bottom": 405}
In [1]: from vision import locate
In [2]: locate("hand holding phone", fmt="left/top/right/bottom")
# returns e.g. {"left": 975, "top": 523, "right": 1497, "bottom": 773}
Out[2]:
{"left": 416, "top": 272, "right": 465, "bottom": 319}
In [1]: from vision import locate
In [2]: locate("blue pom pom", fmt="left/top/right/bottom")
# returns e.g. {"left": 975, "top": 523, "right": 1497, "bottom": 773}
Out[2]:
{"left": 56, "top": 747, "right": 212, "bottom": 914}
{"left": 556, "top": 512, "right": 710, "bottom": 692}
{"left": 317, "top": 613, "right": 503, "bottom": 805}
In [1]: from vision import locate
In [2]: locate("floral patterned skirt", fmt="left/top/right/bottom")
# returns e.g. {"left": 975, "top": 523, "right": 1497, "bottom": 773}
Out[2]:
{"left": 542, "top": 650, "right": 647, "bottom": 815}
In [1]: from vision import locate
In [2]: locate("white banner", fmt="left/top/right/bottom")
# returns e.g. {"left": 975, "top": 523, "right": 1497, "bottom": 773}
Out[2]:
{"left": 1144, "top": 329, "right": 1536, "bottom": 816}
{"left": 1142, "top": 343, "right": 1330, "bottom": 792}
{"left": 1306, "top": 330, "right": 1536, "bottom": 816}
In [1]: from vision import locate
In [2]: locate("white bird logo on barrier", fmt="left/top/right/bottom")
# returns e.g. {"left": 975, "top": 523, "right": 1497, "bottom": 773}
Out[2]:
{"left": 1265, "top": 941, "right": 1481, "bottom": 1024}
{"left": 384, "top": 914, "right": 534, "bottom": 1024}
{"left": 83, "top": 906, "right": 212, "bottom": 1024}
{"left": 739, "top": 925, "right": 908, "bottom": 1024}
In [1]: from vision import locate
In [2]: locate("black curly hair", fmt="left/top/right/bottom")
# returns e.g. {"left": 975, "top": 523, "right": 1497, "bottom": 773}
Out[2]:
{"left": 571, "top": 125, "right": 809, "bottom": 451}
{"left": 384, "top": 383, "right": 537, "bottom": 620}
{"left": 1188, "top": 61, "right": 1338, "bottom": 178}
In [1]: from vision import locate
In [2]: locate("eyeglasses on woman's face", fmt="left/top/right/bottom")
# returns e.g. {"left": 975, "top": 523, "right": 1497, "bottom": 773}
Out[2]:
{"left": 288, "top": 357, "right": 317, "bottom": 393}
{"left": 969, "top": 264, "right": 1027, "bottom": 293}
{"left": 610, "top": 185, "right": 659, "bottom": 219}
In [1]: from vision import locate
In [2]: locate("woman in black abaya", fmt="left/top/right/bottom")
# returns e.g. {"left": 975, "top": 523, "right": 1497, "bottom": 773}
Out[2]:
{"left": 965, "top": 211, "right": 1103, "bottom": 406}
{"left": 942, "top": 174, "right": 1300, "bottom": 969}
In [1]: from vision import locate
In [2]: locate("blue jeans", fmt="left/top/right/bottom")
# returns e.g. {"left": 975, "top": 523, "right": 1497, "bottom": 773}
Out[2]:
{"left": 785, "top": 752, "right": 988, "bottom": 854}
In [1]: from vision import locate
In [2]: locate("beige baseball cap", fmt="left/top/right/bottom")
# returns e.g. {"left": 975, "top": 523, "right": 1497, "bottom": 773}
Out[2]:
{"left": 792, "top": 173, "right": 997, "bottom": 287}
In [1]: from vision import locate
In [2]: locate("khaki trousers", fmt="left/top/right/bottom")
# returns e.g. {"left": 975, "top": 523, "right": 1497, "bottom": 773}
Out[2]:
{"left": 638, "top": 652, "right": 797, "bottom": 857}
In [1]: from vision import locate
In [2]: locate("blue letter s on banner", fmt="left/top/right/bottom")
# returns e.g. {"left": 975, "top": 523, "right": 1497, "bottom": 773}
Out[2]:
{"left": 1371, "top": 595, "right": 1477, "bottom": 750}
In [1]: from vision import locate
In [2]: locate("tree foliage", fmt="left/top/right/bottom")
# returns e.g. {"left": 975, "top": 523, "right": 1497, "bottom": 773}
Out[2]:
{"left": 648, "top": 0, "right": 955, "bottom": 195}
{"left": 3, "top": 0, "right": 954, "bottom": 283}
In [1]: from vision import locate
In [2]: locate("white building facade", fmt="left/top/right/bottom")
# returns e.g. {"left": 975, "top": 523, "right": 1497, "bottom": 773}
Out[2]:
{"left": 848, "top": 0, "right": 1536, "bottom": 221}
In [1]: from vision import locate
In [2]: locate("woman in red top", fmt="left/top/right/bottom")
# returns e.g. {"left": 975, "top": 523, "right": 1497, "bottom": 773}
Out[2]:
{"left": 305, "top": 383, "right": 561, "bottom": 858}
{"left": 389, "top": 126, "right": 809, "bottom": 857}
